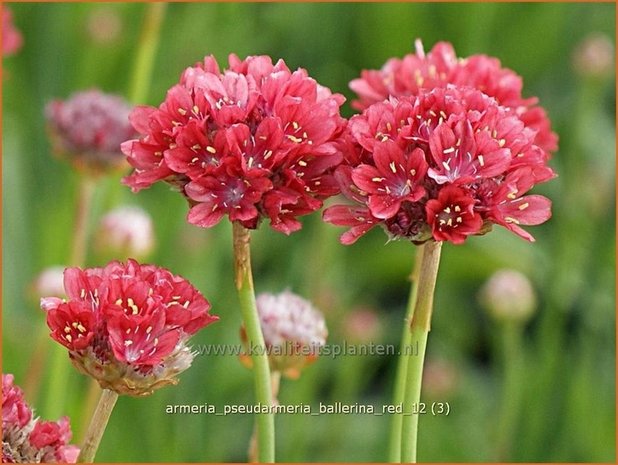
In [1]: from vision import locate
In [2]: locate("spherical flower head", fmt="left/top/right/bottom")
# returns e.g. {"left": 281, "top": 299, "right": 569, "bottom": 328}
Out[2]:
{"left": 2, "top": 374, "right": 80, "bottom": 463}
{"left": 2, "top": 8, "right": 23, "bottom": 57}
{"left": 241, "top": 290, "right": 327, "bottom": 378}
{"left": 94, "top": 206, "right": 155, "bottom": 260}
{"left": 122, "top": 54, "right": 349, "bottom": 235}
{"left": 324, "top": 86, "right": 555, "bottom": 245}
{"left": 479, "top": 269, "right": 537, "bottom": 323}
{"left": 350, "top": 39, "right": 558, "bottom": 153}
{"left": 45, "top": 90, "right": 135, "bottom": 176}
{"left": 40, "top": 259, "right": 218, "bottom": 396}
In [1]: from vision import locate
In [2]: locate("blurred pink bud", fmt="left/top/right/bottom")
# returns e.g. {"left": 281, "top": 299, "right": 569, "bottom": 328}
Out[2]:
{"left": 87, "top": 6, "right": 123, "bottom": 45}
{"left": 342, "top": 307, "right": 382, "bottom": 344}
{"left": 422, "top": 358, "right": 459, "bottom": 399}
{"left": 30, "top": 266, "right": 66, "bottom": 301}
{"left": 479, "top": 269, "right": 537, "bottom": 323}
{"left": 572, "top": 33, "right": 614, "bottom": 78}
{"left": 95, "top": 206, "right": 155, "bottom": 259}
{"left": 45, "top": 90, "right": 135, "bottom": 176}
{"left": 241, "top": 290, "right": 327, "bottom": 378}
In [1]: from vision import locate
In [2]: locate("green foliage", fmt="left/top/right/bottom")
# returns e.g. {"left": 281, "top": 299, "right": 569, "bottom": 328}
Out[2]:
{"left": 2, "top": 2, "right": 615, "bottom": 462}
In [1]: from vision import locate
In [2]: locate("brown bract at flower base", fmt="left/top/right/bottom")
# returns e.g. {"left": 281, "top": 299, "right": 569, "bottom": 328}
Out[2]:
{"left": 40, "top": 260, "right": 218, "bottom": 397}
{"left": 122, "top": 54, "right": 350, "bottom": 235}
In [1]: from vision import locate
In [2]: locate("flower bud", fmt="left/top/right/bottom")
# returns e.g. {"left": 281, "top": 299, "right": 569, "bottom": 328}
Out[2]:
{"left": 29, "top": 266, "right": 66, "bottom": 302}
{"left": 572, "top": 33, "right": 614, "bottom": 79}
{"left": 2, "top": 374, "right": 80, "bottom": 463}
{"left": 342, "top": 307, "right": 382, "bottom": 344}
{"left": 45, "top": 90, "right": 134, "bottom": 176}
{"left": 94, "top": 206, "right": 155, "bottom": 260}
{"left": 479, "top": 269, "right": 537, "bottom": 323}
{"left": 422, "top": 358, "right": 459, "bottom": 400}
{"left": 241, "top": 290, "right": 327, "bottom": 378}
{"left": 87, "top": 6, "right": 123, "bottom": 45}
{"left": 40, "top": 260, "right": 218, "bottom": 396}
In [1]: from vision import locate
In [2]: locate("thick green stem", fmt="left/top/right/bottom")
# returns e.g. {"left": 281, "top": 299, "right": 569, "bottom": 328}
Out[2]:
{"left": 400, "top": 241, "right": 442, "bottom": 463}
{"left": 78, "top": 380, "right": 102, "bottom": 443}
{"left": 233, "top": 222, "right": 275, "bottom": 463}
{"left": 78, "top": 389, "right": 118, "bottom": 463}
{"left": 128, "top": 2, "right": 167, "bottom": 104}
{"left": 248, "top": 372, "right": 281, "bottom": 462}
{"left": 388, "top": 244, "right": 425, "bottom": 463}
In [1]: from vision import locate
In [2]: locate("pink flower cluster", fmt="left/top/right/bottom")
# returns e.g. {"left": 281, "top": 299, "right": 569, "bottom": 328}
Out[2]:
{"left": 122, "top": 54, "right": 348, "bottom": 234}
{"left": 350, "top": 40, "right": 558, "bottom": 153}
{"left": 41, "top": 260, "right": 218, "bottom": 396}
{"left": 2, "top": 374, "right": 79, "bottom": 463}
{"left": 45, "top": 90, "right": 135, "bottom": 174}
{"left": 324, "top": 42, "right": 556, "bottom": 245}
{"left": 2, "top": 8, "right": 22, "bottom": 57}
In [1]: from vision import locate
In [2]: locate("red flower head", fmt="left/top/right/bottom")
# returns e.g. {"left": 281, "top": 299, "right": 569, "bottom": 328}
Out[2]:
{"left": 350, "top": 39, "right": 558, "bottom": 153}
{"left": 40, "top": 260, "right": 218, "bottom": 396}
{"left": 45, "top": 90, "right": 135, "bottom": 175}
{"left": 122, "top": 54, "right": 349, "bottom": 234}
{"left": 2, "top": 8, "right": 23, "bottom": 57}
{"left": 324, "top": 85, "right": 555, "bottom": 245}
{"left": 2, "top": 374, "right": 80, "bottom": 463}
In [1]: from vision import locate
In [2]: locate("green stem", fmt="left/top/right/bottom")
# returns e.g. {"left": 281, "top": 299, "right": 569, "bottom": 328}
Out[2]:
{"left": 78, "top": 389, "right": 118, "bottom": 463}
{"left": 388, "top": 244, "right": 425, "bottom": 463}
{"left": 400, "top": 241, "right": 442, "bottom": 463}
{"left": 248, "top": 372, "right": 281, "bottom": 462}
{"left": 78, "top": 380, "right": 103, "bottom": 443}
{"left": 44, "top": 177, "right": 96, "bottom": 419}
{"left": 494, "top": 322, "right": 525, "bottom": 460}
{"left": 128, "top": 2, "right": 167, "bottom": 104}
{"left": 70, "top": 177, "right": 97, "bottom": 266}
{"left": 233, "top": 222, "right": 275, "bottom": 463}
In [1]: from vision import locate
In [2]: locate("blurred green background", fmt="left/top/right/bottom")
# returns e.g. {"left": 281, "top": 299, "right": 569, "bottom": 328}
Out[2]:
{"left": 2, "top": 2, "right": 615, "bottom": 462}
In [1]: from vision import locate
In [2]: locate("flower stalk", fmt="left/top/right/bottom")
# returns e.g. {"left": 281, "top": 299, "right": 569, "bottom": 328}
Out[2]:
{"left": 78, "top": 389, "right": 118, "bottom": 463}
{"left": 233, "top": 222, "right": 275, "bottom": 463}
{"left": 388, "top": 243, "right": 425, "bottom": 462}
{"left": 248, "top": 372, "right": 281, "bottom": 462}
{"left": 400, "top": 240, "right": 442, "bottom": 463}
